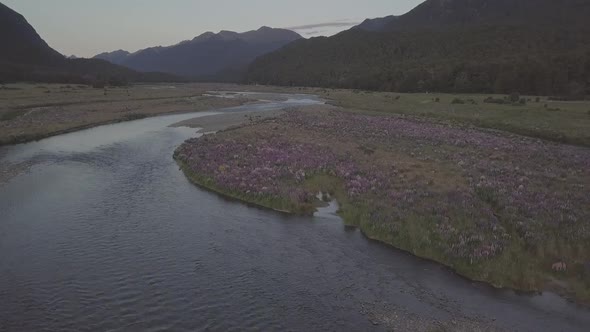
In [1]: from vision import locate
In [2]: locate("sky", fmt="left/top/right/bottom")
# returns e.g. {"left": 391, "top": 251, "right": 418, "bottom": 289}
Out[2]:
{"left": 3, "top": 0, "right": 422, "bottom": 58}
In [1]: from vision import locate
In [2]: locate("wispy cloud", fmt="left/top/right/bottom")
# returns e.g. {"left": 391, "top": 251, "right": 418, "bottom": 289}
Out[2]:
{"left": 304, "top": 30, "right": 325, "bottom": 36}
{"left": 285, "top": 20, "right": 360, "bottom": 32}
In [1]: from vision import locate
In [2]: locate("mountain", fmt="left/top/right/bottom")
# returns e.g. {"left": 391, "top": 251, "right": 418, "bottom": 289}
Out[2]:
{"left": 0, "top": 2, "right": 64, "bottom": 66}
{"left": 93, "top": 50, "right": 130, "bottom": 65}
{"left": 93, "top": 27, "right": 301, "bottom": 80}
{"left": 355, "top": 16, "right": 397, "bottom": 31}
{"left": 0, "top": 2, "right": 181, "bottom": 84}
{"left": 246, "top": 0, "right": 590, "bottom": 97}
{"left": 381, "top": 0, "right": 589, "bottom": 30}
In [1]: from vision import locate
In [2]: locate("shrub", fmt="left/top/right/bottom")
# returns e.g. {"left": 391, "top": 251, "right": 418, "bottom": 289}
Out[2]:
{"left": 451, "top": 98, "right": 465, "bottom": 104}
{"left": 435, "top": 97, "right": 440, "bottom": 102}
{"left": 548, "top": 96, "right": 569, "bottom": 101}
{"left": 535, "top": 97, "right": 541, "bottom": 102}
{"left": 519, "top": 98, "right": 527, "bottom": 105}
{"left": 123, "top": 113, "right": 147, "bottom": 121}
{"left": 108, "top": 76, "right": 129, "bottom": 87}
{"left": 92, "top": 81, "right": 106, "bottom": 89}
{"left": 484, "top": 97, "right": 506, "bottom": 104}
{"left": 509, "top": 93, "right": 520, "bottom": 103}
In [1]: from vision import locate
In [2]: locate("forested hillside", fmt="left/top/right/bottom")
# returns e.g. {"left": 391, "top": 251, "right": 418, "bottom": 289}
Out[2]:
{"left": 247, "top": 0, "right": 590, "bottom": 97}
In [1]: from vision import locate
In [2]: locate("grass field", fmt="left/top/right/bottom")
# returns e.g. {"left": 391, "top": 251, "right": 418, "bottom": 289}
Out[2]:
{"left": 305, "top": 89, "right": 590, "bottom": 147}
{"left": 217, "top": 85, "right": 590, "bottom": 146}
{"left": 0, "top": 83, "right": 251, "bottom": 146}
{"left": 3, "top": 83, "right": 589, "bottom": 147}
{"left": 198, "top": 86, "right": 586, "bottom": 149}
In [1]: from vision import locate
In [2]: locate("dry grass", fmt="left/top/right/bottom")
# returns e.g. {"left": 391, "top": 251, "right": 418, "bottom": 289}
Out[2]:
{"left": 0, "top": 83, "right": 250, "bottom": 145}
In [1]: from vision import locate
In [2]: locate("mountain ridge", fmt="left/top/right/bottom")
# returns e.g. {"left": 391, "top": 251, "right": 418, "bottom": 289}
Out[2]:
{"left": 0, "top": 2, "right": 64, "bottom": 66}
{"left": 94, "top": 27, "right": 302, "bottom": 80}
{"left": 0, "top": 2, "right": 182, "bottom": 84}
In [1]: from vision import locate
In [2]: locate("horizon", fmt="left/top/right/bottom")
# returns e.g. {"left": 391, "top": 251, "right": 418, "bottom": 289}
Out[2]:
{"left": 2, "top": 0, "right": 422, "bottom": 58}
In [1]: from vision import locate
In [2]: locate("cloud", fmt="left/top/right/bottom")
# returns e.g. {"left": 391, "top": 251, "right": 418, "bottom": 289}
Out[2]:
{"left": 285, "top": 20, "right": 360, "bottom": 32}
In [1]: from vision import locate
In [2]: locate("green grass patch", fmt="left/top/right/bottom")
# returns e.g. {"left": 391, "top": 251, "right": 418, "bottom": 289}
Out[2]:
{"left": 0, "top": 110, "right": 25, "bottom": 121}
{"left": 321, "top": 91, "right": 590, "bottom": 146}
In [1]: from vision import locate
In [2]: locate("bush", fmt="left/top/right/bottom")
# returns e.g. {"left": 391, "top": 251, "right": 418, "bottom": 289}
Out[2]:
{"left": 548, "top": 96, "right": 569, "bottom": 101}
{"left": 509, "top": 93, "right": 520, "bottom": 103}
{"left": 123, "top": 113, "right": 147, "bottom": 121}
{"left": 108, "top": 76, "right": 129, "bottom": 87}
{"left": 519, "top": 98, "right": 527, "bottom": 105}
{"left": 92, "top": 81, "right": 106, "bottom": 89}
{"left": 535, "top": 97, "right": 541, "bottom": 102}
{"left": 484, "top": 97, "right": 506, "bottom": 104}
{"left": 451, "top": 98, "right": 465, "bottom": 104}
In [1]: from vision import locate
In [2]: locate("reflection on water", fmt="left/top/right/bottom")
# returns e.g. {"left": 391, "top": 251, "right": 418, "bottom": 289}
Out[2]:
{"left": 0, "top": 94, "right": 588, "bottom": 331}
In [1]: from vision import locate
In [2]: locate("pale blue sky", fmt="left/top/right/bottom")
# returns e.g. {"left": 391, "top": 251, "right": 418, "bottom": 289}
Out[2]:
{"left": 3, "top": 0, "right": 422, "bottom": 57}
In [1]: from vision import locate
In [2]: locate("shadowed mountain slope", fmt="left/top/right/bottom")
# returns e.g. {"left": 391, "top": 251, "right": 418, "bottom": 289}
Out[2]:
{"left": 0, "top": 2, "right": 181, "bottom": 84}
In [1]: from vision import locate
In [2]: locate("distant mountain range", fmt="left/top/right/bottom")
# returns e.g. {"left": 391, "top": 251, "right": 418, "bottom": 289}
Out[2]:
{"left": 0, "top": 2, "right": 181, "bottom": 84}
{"left": 247, "top": 0, "right": 590, "bottom": 96}
{"left": 3, "top": 0, "right": 590, "bottom": 96}
{"left": 94, "top": 27, "right": 301, "bottom": 81}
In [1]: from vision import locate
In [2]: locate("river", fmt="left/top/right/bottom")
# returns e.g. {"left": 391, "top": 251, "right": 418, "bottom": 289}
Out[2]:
{"left": 0, "top": 93, "right": 588, "bottom": 331}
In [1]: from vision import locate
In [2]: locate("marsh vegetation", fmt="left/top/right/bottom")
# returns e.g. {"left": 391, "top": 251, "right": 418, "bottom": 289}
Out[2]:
{"left": 176, "top": 104, "right": 590, "bottom": 303}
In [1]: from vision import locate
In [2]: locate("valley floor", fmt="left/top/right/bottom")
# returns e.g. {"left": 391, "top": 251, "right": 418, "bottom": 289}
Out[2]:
{"left": 3, "top": 82, "right": 590, "bottom": 303}
{"left": 0, "top": 83, "right": 251, "bottom": 146}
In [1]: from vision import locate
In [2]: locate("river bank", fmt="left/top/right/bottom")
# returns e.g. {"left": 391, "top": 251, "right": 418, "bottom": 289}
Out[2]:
{"left": 0, "top": 83, "right": 252, "bottom": 146}
{"left": 175, "top": 105, "right": 590, "bottom": 305}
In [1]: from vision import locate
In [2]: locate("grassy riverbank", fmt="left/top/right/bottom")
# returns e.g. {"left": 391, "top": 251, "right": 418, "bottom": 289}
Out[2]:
{"left": 3, "top": 82, "right": 589, "bottom": 147}
{"left": 0, "top": 83, "right": 251, "bottom": 146}
{"left": 216, "top": 85, "right": 590, "bottom": 147}
{"left": 175, "top": 105, "right": 590, "bottom": 304}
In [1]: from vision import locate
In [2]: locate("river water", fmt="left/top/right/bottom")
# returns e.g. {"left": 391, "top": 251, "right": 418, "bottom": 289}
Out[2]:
{"left": 0, "top": 94, "right": 588, "bottom": 331}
